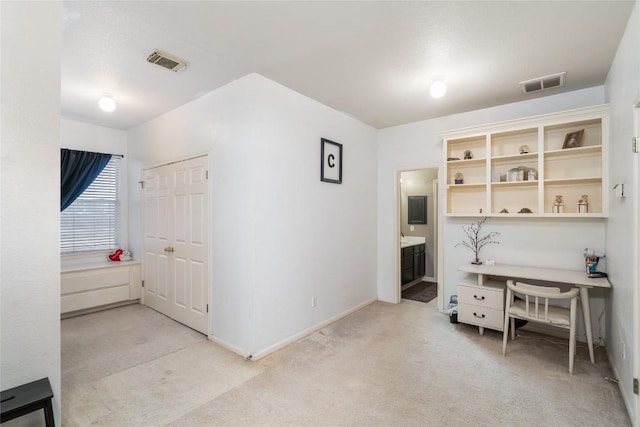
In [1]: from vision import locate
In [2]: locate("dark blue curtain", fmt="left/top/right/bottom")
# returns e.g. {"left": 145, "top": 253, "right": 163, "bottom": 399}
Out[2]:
{"left": 61, "top": 149, "right": 112, "bottom": 211}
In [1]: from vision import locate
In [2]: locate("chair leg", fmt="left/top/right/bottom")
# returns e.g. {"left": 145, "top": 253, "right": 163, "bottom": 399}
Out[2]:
{"left": 502, "top": 314, "right": 510, "bottom": 356}
{"left": 569, "top": 323, "right": 576, "bottom": 374}
{"left": 569, "top": 298, "right": 578, "bottom": 374}
{"left": 510, "top": 318, "right": 515, "bottom": 340}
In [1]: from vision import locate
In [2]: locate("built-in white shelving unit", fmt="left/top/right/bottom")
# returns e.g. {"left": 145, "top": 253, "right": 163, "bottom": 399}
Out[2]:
{"left": 442, "top": 105, "right": 609, "bottom": 218}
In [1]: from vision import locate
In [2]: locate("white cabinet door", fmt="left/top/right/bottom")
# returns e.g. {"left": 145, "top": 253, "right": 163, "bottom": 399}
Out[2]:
{"left": 143, "top": 156, "right": 209, "bottom": 334}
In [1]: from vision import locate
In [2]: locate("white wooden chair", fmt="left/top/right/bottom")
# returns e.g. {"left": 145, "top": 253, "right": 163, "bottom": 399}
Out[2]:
{"left": 502, "top": 280, "right": 580, "bottom": 374}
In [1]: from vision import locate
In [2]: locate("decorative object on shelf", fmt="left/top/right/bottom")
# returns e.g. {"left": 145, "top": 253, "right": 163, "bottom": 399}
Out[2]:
{"left": 500, "top": 208, "right": 509, "bottom": 213}
{"left": 552, "top": 195, "right": 565, "bottom": 213}
{"left": 455, "top": 217, "right": 500, "bottom": 265}
{"left": 447, "top": 157, "right": 460, "bottom": 161}
{"left": 508, "top": 167, "right": 525, "bottom": 182}
{"left": 518, "top": 207, "right": 533, "bottom": 213}
{"left": 519, "top": 145, "right": 530, "bottom": 154}
{"left": 562, "top": 129, "right": 584, "bottom": 149}
{"left": 526, "top": 167, "right": 537, "bottom": 180}
{"left": 463, "top": 150, "right": 473, "bottom": 159}
{"left": 120, "top": 250, "right": 132, "bottom": 261}
{"left": 507, "top": 166, "right": 537, "bottom": 182}
{"left": 454, "top": 172, "right": 464, "bottom": 184}
{"left": 491, "top": 171, "right": 505, "bottom": 183}
{"left": 578, "top": 194, "right": 589, "bottom": 213}
{"left": 320, "top": 138, "right": 342, "bottom": 184}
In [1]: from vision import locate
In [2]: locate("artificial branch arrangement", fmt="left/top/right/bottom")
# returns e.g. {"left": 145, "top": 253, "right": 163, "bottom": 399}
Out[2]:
{"left": 455, "top": 217, "right": 500, "bottom": 264}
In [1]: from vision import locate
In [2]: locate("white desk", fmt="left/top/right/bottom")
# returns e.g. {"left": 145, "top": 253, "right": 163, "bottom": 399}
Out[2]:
{"left": 458, "top": 263, "right": 611, "bottom": 363}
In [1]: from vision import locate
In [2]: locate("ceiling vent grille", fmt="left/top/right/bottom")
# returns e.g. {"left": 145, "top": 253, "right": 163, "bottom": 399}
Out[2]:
{"left": 146, "top": 49, "right": 189, "bottom": 72}
{"left": 519, "top": 72, "right": 566, "bottom": 94}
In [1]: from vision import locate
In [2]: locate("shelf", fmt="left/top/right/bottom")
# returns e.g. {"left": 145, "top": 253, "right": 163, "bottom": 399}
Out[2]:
{"left": 544, "top": 145, "right": 602, "bottom": 158}
{"left": 491, "top": 180, "right": 538, "bottom": 187}
{"left": 447, "top": 213, "right": 607, "bottom": 218}
{"left": 491, "top": 152, "right": 538, "bottom": 162}
{"left": 448, "top": 183, "right": 486, "bottom": 189}
{"left": 447, "top": 158, "right": 486, "bottom": 165}
{"left": 544, "top": 177, "right": 602, "bottom": 185}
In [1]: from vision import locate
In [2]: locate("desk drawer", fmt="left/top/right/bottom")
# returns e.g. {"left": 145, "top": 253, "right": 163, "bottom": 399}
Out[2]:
{"left": 458, "top": 304, "right": 504, "bottom": 331}
{"left": 458, "top": 283, "right": 504, "bottom": 310}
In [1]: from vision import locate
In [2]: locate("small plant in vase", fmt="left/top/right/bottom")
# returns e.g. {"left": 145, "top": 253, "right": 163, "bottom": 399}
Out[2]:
{"left": 455, "top": 217, "right": 500, "bottom": 264}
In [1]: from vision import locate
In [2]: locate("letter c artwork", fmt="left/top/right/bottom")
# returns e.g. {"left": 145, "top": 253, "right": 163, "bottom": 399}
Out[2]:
{"left": 320, "top": 138, "right": 342, "bottom": 184}
{"left": 327, "top": 154, "right": 335, "bottom": 168}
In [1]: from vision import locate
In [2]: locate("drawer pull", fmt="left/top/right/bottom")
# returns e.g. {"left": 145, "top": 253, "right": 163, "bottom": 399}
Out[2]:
{"left": 473, "top": 295, "right": 485, "bottom": 301}
{"left": 473, "top": 312, "right": 486, "bottom": 319}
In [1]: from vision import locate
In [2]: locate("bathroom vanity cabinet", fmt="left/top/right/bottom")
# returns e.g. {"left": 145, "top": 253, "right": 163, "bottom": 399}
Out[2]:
{"left": 401, "top": 244, "right": 425, "bottom": 285}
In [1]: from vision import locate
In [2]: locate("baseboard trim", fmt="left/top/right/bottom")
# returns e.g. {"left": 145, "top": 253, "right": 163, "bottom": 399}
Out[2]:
{"left": 60, "top": 299, "right": 139, "bottom": 319}
{"left": 248, "top": 297, "right": 377, "bottom": 361}
{"left": 208, "top": 335, "right": 252, "bottom": 360}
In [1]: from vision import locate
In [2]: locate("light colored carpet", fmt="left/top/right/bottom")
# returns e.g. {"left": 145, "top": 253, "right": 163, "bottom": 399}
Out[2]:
{"left": 62, "top": 301, "right": 630, "bottom": 426}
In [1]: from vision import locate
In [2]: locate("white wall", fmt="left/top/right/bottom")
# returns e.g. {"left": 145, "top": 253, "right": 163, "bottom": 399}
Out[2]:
{"left": 128, "top": 73, "right": 377, "bottom": 357}
{"left": 60, "top": 119, "right": 130, "bottom": 267}
{"left": 0, "top": 1, "right": 62, "bottom": 424}
{"left": 61, "top": 119, "right": 128, "bottom": 154}
{"left": 604, "top": 0, "right": 639, "bottom": 417}
{"left": 377, "top": 87, "right": 608, "bottom": 342}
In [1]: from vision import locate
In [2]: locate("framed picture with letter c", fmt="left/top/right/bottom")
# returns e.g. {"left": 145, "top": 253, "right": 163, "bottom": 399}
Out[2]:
{"left": 321, "top": 138, "right": 342, "bottom": 184}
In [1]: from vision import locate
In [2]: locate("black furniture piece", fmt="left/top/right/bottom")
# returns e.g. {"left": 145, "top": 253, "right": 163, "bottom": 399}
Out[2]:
{"left": 401, "top": 244, "right": 426, "bottom": 285}
{"left": 1, "top": 377, "right": 55, "bottom": 427}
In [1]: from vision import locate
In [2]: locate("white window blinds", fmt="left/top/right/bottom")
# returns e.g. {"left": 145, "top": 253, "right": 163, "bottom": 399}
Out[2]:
{"left": 60, "top": 156, "right": 121, "bottom": 254}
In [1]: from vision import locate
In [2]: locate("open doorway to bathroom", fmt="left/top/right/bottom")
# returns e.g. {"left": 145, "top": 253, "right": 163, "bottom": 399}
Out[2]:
{"left": 398, "top": 167, "right": 439, "bottom": 306}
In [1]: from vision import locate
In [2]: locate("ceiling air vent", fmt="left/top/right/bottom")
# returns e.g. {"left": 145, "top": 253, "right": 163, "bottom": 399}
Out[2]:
{"left": 146, "top": 49, "right": 189, "bottom": 72}
{"left": 519, "top": 72, "right": 566, "bottom": 94}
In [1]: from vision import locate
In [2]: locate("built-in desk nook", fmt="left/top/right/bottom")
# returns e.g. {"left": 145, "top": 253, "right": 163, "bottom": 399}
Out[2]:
{"left": 457, "top": 263, "right": 611, "bottom": 364}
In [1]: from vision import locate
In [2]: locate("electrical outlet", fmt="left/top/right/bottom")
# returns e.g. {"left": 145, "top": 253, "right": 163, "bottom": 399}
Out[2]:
{"left": 311, "top": 296, "right": 317, "bottom": 308}
{"left": 410, "top": 225, "right": 415, "bottom": 231}
{"left": 622, "top": 340, "right": 626, "bottom": 360}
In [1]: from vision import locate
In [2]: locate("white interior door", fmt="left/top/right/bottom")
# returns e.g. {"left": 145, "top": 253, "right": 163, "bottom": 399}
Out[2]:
{"left": 143, "top": 156, "right": 209, "bottom": 334}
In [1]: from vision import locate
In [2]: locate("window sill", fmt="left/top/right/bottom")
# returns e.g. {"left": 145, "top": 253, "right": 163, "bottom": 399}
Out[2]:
{"left": 61, "top": 259, "right": 139, "bottom": 274}
{"left": 61, "top": 251, "right": 138, "bottom": 273}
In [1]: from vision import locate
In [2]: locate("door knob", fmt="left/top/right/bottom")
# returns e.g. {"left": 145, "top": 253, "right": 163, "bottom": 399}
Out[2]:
{"left": 164, "top": 246, "right": 174, "bottom": 253}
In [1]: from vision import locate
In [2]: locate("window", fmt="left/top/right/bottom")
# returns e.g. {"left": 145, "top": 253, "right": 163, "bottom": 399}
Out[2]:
{"left": 60, "top": 156, "right": 121, "bottom": 254}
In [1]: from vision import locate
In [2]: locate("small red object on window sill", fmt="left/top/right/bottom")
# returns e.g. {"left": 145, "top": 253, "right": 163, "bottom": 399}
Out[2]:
{"left": 108, "top": 248, "right": 123, "bottom": 261}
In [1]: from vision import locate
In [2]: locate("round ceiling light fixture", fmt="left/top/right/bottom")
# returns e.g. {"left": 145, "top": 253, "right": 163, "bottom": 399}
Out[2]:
{"left": 430, "top": 80, "right": 447, "bottom": 98}
{"left": 98, "top": 95, "right": 117, "bottom": 112}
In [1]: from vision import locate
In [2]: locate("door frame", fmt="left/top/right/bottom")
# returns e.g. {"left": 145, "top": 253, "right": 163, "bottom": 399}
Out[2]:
{"left": 395, "top": 164, "right": 444, "bottom": 311}
{"left": 633, "top": 100, "right": 639, "bottom": 426}
{"left": 141, "top": 152, "right": 212, "bottom": 336}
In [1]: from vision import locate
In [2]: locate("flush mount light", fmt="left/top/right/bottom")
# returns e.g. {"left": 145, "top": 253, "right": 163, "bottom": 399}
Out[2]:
{"left": 430, "top": 80, "right": 447, "bottom": 98}
{"left": 98, "top": 96, "right": 117, "bottom": 112}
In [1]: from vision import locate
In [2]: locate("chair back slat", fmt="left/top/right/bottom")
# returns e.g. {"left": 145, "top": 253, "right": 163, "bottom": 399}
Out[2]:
{"left": 544, "top": 299, "right": 549, "bottom": 320}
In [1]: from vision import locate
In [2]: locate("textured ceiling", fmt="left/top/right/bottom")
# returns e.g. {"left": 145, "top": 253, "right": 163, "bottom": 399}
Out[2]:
{"left": 61, "top": 1, "right": 635, "bottom": 130}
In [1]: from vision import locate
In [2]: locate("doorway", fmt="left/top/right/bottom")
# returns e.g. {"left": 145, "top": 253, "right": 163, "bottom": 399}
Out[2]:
{"left": 142, "top": 155, "right": 210, "bottom": 335}
{"left": 397, "top": 167, "right": 440, "bottom": 307}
